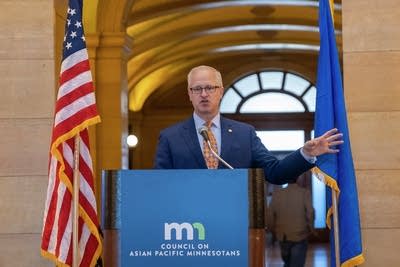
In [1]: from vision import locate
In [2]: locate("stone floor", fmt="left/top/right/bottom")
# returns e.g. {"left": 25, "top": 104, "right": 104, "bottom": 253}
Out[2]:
{"left": 265, "top": 242, "right": 330, "bottom": 267}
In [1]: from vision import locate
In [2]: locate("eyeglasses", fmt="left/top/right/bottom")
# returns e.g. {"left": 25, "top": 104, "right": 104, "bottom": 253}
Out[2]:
{"left": 190, "top": 85, "right": 220, "bottom": 94}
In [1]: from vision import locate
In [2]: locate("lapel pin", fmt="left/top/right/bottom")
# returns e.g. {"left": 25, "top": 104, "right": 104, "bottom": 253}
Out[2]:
{"left": 228, "top": 128, "right": 232, "bottom": 133}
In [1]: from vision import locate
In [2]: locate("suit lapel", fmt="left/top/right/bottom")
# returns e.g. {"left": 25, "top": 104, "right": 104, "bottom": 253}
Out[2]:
{"left": 181, "top": 118, "right": 207, "bottom": 168}
{"left": 219, "top": 117, "right": 234, "bottom": 168}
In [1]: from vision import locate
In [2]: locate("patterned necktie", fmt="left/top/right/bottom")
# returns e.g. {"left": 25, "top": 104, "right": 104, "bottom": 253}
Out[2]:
{"left": 203, "top": 121, "right": 219, "bottom": 169}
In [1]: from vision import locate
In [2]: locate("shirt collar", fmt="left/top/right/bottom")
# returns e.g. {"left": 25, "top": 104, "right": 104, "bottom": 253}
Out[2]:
{"left": 193, "top": 112, "right": 221, "bottom": 130}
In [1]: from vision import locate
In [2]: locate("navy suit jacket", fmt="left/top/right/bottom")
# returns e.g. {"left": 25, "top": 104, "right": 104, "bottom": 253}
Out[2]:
{"left": 154, "top": 116, "right": 313, "bottom": 184}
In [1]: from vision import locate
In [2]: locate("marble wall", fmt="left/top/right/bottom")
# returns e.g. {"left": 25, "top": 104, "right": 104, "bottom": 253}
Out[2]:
{"left": 343, "top": 0, "right": 400, "bottom": 265}
{"left": 0, "top": 0, "right": 54, "bottom": 266}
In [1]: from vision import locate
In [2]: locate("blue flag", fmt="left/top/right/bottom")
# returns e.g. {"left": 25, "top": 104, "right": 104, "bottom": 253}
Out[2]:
{"left": 314, "top": 0, "right": 365, "bottom": 266}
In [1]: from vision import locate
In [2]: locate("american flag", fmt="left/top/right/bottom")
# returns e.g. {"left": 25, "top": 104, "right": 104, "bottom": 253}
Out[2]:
{"left": 41, "top": 0, "right": 102, "bottom": 266}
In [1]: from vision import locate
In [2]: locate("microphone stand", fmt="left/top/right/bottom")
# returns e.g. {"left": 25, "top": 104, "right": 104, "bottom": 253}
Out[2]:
{"left": 205, "top": 140, "right": 234, "bottom": 170}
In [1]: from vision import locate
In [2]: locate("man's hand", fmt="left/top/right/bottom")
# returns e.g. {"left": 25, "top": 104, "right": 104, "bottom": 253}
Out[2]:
{"left": 302, "top": 128, "right": 344, "bottom": 157}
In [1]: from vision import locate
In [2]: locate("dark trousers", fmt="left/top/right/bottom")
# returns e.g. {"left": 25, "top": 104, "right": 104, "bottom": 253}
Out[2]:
{"left": 279, "top": 239, "right": 308, "bottom": 267}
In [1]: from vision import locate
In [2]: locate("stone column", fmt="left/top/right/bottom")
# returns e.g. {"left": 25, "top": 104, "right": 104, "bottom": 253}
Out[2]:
{"left": 86, "top": 32, "right": 131, "bottom": 178}
{"left": 86, "top": 32, "right": 132, "bottom": 266}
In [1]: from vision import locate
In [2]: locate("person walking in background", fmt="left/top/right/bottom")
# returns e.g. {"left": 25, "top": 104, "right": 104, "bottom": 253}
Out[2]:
{"left": 267, "top": 175, "right": 315, "bottom": 267}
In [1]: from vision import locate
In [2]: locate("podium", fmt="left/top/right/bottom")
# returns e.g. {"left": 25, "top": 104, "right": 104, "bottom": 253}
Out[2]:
{"left": 101, "top": 169, "right": 265, "bottom": 267}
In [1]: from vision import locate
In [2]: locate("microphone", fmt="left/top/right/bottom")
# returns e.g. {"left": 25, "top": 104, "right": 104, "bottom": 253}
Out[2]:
{"left": 198, "top": 126, "right": 210, "bottom": 142}
{"left": 198, "top": 126, "right": 234, "bottom": 169}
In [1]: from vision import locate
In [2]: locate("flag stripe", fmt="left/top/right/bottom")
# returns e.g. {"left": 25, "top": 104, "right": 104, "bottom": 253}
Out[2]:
{"left": 54, "top": 92, "right": 96, "bottom": 127}
{"left": 56, "top": 82, "right": 94, "bottom": 114}
{"left": 81, "top": 234, "right": 98, "bottom": 267}
{"left": 57, "top": 191, "right": 72, "bottom": 262}
{"left": 58, "top": 70, "right": 93, "bottom": 100}
{"left": 52, "top": 105, "right": 99, "bottom": 144}
{"left": 79, "top": 225, "right": 91, "bottom": 266}
{"left": 55, "top": 143, "right": 75, "bottom": 254}
{"left": 61, "top": 48, "right": 89, "bottom": 73}
{"left": 41, "top": 157, "right": 59, "bottom": 249}
{"left": 55, "top": 188, "right": 72, "bottom": 259}
{"left": 78, "top": 165, "right": 97, "bottom": 210}
{"left": 49, "top": 181, "right": 67, "bottom": 255}
{"left": 59, "top": 59, "right": 91, "bottom": 87}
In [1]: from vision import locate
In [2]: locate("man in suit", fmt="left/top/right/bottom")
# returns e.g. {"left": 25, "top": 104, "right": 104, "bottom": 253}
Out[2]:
{"left": 154, "top": 65, "right": 343, "bottom": 184}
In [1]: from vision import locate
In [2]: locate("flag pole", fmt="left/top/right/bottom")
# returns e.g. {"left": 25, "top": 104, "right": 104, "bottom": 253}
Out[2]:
{"left": 325, "top": 1, "right": 340, "bottom": 265}
{"left": 332, "top": 190, "right": 340, "bottom": 267}
{"left": 72, "top": 134, "right": 81, "bottom": 267}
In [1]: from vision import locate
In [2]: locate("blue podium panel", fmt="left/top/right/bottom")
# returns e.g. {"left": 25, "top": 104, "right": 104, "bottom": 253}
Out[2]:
{"left": 120, "top": 169, "right": 249, "bottom": 267}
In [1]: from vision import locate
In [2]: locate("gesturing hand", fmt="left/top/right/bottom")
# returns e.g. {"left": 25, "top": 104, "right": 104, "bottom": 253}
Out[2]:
{"left": 302, "top": 128, "right": 344, "bottom": 157}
